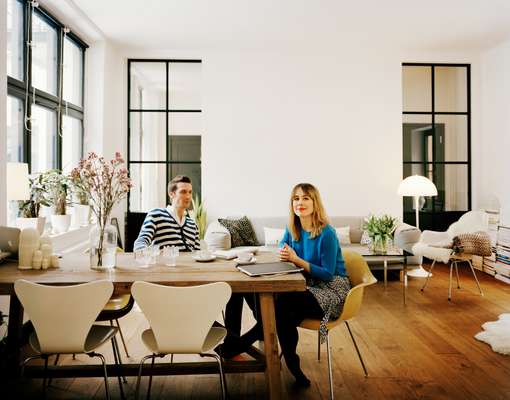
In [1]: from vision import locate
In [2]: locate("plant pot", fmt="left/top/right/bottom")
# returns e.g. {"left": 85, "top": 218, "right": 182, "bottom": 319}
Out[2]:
{"left": 16, "top": 217, "right": 46, "bottom": 235}
{"left": 73, "top": 204, "right": 90, "bottom": 227}
{"left": 51, "top": 214, "right": 71, "bottom": 234}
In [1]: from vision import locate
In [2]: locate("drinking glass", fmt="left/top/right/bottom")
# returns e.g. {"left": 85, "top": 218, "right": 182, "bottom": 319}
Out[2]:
{"left": 162, "top": 246, "right": 179, "bottom": 266}
{"left": 134, "top": 246, "right": 151, "bottom": 266}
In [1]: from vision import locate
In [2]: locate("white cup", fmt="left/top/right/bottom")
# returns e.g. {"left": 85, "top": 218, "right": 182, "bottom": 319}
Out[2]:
{"left": 198, "top": 250, "right": 212, "bottom": 259}
{"left": 237, "top": 252, "right": 253, "bottom": 262}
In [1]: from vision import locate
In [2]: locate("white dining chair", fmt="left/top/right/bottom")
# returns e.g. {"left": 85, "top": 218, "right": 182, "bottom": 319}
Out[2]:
{"left": 131, "top": 281, "right": 232, "bottom": 400}
{"left": 14, "top": 279, "right": 123, "bottom": 400}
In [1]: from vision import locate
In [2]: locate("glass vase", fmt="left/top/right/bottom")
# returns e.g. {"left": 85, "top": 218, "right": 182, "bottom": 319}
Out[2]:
{"left": 372, "top": 236, "right": 389, "bottom": 254}
{"left": 89, "top": 223, "right": 117, "bottom": 270}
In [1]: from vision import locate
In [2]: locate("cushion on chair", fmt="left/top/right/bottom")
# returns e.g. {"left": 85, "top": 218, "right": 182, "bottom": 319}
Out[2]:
{"left": 218, "top": 217, "right": 259, "bottom": 247}
{"left": 204, "top": 221, "right": 232, "bottom": 251}
{"left": 452, "top": 231, "right": 492, "bottom": 256}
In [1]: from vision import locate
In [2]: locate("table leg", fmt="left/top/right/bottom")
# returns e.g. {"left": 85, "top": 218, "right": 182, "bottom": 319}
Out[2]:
{"left": 259, "top": 293, "right": 281, "bottom": 400}
{"left": 6, "top": 294, "right": 24, "bottom": 377}
{"left": 384, "top": 259, "right": 388, "bottom": 289}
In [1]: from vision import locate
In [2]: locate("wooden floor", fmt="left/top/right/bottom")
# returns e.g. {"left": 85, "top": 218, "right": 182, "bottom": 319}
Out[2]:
{"left": 7, "top": 262, "right": 510, "bottom": 399}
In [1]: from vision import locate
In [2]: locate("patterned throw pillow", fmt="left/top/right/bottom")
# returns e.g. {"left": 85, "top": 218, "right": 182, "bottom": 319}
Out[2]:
{"left": 452, "top": 231, "right": 492, "bottom": 256}
{"left": 360, "top": 230, "right": 372, "bottom": 246}
{"left": 218, "top": 216, "right": 259, "bottom": 248}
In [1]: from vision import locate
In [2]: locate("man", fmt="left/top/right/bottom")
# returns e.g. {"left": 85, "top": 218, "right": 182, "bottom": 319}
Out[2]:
{"left": 134, "top": 175, "right": 200, "bottom": 252}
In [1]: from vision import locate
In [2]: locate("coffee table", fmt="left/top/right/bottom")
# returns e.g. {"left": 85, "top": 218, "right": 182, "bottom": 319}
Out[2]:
{"left": 346, "top": 246, "right": 408, "bottom": 304}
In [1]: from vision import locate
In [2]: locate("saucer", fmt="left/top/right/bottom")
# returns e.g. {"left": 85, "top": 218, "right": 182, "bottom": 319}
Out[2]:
{"left": 235, "top": 257, "right": 257, "bottom": 265}
{"left": 193, "top": 255, "right": 217, "bottom": 262}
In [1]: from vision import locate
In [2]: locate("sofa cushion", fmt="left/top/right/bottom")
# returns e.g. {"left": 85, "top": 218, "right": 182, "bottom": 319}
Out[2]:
{"left": 218, "top": 216, "right": 259, "bottom": 247}
{"left": 334, "top": 226, "right": 351, "bottom": 245}
{"left": 204, "top": 221, "right": 231, "bottom": 251}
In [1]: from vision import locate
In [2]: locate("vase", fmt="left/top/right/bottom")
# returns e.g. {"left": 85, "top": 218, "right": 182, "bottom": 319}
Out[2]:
{"left": 372, "top": 236, "right": 389, "bottom": 254}
{"left": 89, "top": 223, "right": 117, "bottom": 270}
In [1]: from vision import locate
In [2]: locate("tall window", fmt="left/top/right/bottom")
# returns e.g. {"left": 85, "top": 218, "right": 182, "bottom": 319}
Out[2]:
{"left": 402, "top": 63, "right": 470, "bottom": 230}
{"left": 127, "top": 60, "right": 202, "bottom": 212}
{"left": 6, "top": 0, "right": 87, "bottom": 174}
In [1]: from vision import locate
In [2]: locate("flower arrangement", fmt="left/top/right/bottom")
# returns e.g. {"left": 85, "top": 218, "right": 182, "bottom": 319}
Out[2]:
{"left": 191, "top": 195, "right": 207, "bottom": 240}
{"left": 71, "top": 152, "right": 132, "bottom": 266}
{"left": 363, "top": 214, "right": 398, "bottom": 253}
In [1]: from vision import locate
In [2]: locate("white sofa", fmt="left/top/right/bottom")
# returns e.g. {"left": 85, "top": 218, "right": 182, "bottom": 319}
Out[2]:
{"left": 205, "top": 216, "right": 422, "bottom": 268}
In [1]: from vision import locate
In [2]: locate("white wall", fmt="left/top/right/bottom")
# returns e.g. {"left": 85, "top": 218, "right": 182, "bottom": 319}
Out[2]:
{"left": 479, "top": 39, "right": 510, "bottom": 225}
{"left": 0, "top": 0, "right": 7, "bottom": 225}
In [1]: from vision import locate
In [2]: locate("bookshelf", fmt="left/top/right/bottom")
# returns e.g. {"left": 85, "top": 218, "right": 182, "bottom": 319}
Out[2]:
{"left": 494, "top": 225, "right": 510, "bottom": 284}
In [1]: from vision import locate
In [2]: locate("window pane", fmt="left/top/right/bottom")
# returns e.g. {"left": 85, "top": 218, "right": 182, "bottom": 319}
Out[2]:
{"left": 129, "top": 112, "right": 166, "bottom": 161}
{"left": 168, "top": 163, "right": 201, "bottom": 200}
{"left": 402, "top": 66, "right": 431, "bottom": 112}
{"left": 130, "top": 62, "right": 166, "bottom": 110}
{"left": 7, "top": 0, "right": 24, "bottom": 80}
{"left": 62, "top": 115, "right": 82, "bottom": 173}
{"left": 169, "top": 63, "right": 202, "bottom": 109}
{"left": 434, "top": 67, "right": 467, "bottom": 112}
{"left": 129, "top": 163, "right": 167, "bottom": 212}
{"left": 403, "top": 163, "right": 468, "bottom": 212}
{"left": 403, "top": 114, "right": 432, "bottom": 163}
{"left": 32, "top": 12, "right": 58, "bottom": 95}
{"left": 63, "top": 37, "right": 83, "bottom": 107}
{"left": 434, "top": 115, "right": 468, "bottom": 162}
{"left": 169, "top": 112, "right": 203, "bottom": 135}
{"left": 169, "top": 135, "right": 201, "bottom": 162}
{"left": 7, "top": 96, "right": 24, "bottom": 162}
{"left": 30, "top": 104, "right": 57, "bottom": 173}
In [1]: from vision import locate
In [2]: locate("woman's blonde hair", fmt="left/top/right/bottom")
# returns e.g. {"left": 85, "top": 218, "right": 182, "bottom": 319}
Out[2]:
{"left": 288, "top": 183, "right": 329, "bottom": 241}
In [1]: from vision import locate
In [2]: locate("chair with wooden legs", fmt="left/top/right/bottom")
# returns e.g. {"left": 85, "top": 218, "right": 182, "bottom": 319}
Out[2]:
{"left": 298, "top": 250, "right": 377, "bottom": 400}
{"left": 421, "top": 253, "right": 484, "bottom": 301}
{"left": 131, "top": 281, "right": 232, "bottom": 400}
{"left": 14, "top": 279, "right": 124, "bottom": 400}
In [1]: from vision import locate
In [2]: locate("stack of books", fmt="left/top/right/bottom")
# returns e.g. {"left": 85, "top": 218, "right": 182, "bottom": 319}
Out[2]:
{"left": 494, "top": 225, "right": 510, "bottom": 284}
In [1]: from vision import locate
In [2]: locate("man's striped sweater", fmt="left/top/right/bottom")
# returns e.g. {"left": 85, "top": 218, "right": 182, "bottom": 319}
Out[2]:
{"left": 133, "top": 207, "right": 200, "bottom": 252}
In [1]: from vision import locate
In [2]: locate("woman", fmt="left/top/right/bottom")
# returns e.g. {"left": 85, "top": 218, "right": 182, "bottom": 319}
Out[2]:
{"left": 277, "top": 183, "right": 351, "bottom": 387}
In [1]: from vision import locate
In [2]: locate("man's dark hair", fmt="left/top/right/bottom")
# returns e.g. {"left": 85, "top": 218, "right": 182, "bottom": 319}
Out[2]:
{"left": 167, "top": 175, "right": 192, "bottom": 194}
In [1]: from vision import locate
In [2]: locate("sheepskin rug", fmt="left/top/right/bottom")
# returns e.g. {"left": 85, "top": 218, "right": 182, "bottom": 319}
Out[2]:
{"left": 475, "top": 314, "right": 510, "bottom": 355}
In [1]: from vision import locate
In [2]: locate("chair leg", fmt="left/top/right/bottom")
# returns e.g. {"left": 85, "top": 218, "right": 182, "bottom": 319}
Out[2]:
{"left": 111, "top": 337, "right": 126, "bottom": 399}
{"left": 42, "top": 355, "right": 49, "bottom": 398}
{"left": 448, "top": 261, "right": 454, "bottom": 301}
{"left": 110, "top": 321, "right": 128, "bottom": 384}
{"left": 326, "top": 331, "right": 334, "bottom": 400}
{"left": 147, "top": 356, "right": 155, "bottom": 400}
{"left": 115, "top": 318, "right": 130, "bottom": 358}
{"left": 135, "top": 354, "right": 153, "bottom": 400}
{"left": 318, "top": 330, "right": 321, "bottom": 362}
{"left": 89, "top": 352, "right": 110, "bottom": 400}
{"left": 467, "top": 259, "right": 484, "bottom": 296}
{"left": 201, "top": 353, "right": 227, "bottom": 400}
{"left": 345, "top": 321, "right": 368, "bottom": 377}
{"left": 21, "top": 355, "right": 42, "bottom": 377}
{"left": 454, "top": 262, "right": 461, "bottom": 289}
{"left": 421, "top": 260, "right": 436, "bottom": 292}
{"left": 47, "top": 354, "right": 60, "bottom": 386}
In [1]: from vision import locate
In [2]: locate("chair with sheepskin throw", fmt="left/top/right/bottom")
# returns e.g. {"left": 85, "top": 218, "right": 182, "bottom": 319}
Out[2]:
{"left": 413, "top": 211, "right": 489, "bottom": 301}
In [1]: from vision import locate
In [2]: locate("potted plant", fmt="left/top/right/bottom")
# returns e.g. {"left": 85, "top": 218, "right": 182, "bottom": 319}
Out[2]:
{"left": 17, "top": 173, "right": 50, "bottom": 235}
{"left": 363, "top": 214, "right": 398, "bottom": 254}
{"left": 71, "top": 152, "right": 132, "bottom": 269}
{"left": 70, "top": 172, "right": 91, "bottom": 227}
{"left": 44, "top": 170, "right": 72, "bottom": 234}
{"left": 191, "top": 194, "right": 208, "bottom": 249}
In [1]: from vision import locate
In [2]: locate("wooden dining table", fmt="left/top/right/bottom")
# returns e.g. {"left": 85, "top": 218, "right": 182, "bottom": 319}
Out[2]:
{"left": 0, "top": 251, "right": 306, "bottom": 400}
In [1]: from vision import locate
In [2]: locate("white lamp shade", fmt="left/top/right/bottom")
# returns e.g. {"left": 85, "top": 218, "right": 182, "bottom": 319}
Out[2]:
{"left": 398, "top": 175, "right": 438, "bottom": 197}
{"left": 7, "top": 163, "right": 30, "bottom": 201}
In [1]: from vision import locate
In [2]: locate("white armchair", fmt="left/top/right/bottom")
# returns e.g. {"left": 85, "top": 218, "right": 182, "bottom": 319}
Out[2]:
{"left": 412, "top": 211, "right": 488, "bottom": 300}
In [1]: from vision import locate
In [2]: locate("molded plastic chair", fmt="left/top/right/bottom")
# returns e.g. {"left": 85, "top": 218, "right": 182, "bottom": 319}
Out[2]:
{"left": 14, "top": 279, "right": 122, "bottom": 400}
{"left": 298, "top": 250, "right": 377, "bottom": 400}
{"left": 131, "top": 281, "right": 232, "bottom": 400}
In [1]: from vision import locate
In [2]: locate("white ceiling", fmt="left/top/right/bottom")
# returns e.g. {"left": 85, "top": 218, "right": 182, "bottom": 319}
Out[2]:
{"left": 70, "top": 0, "right": 510, "bottom": 52}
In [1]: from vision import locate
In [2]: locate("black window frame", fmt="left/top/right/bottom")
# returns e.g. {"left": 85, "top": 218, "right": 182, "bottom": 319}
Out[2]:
{"left": 6, "top": 0, "right": 88, "bottom": 170}
{"left": 126, "top": 58, "right": 203, "bottom": 213}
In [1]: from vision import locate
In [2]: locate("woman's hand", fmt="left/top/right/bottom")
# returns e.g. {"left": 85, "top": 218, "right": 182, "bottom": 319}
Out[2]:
{"left": 279, "top": 244, "right": 298, "bottom": 263}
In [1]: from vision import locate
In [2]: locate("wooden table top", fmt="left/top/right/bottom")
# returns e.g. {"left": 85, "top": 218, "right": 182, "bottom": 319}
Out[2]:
{"left": 0, "top": 251, "right": 306, "bottom": 295}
